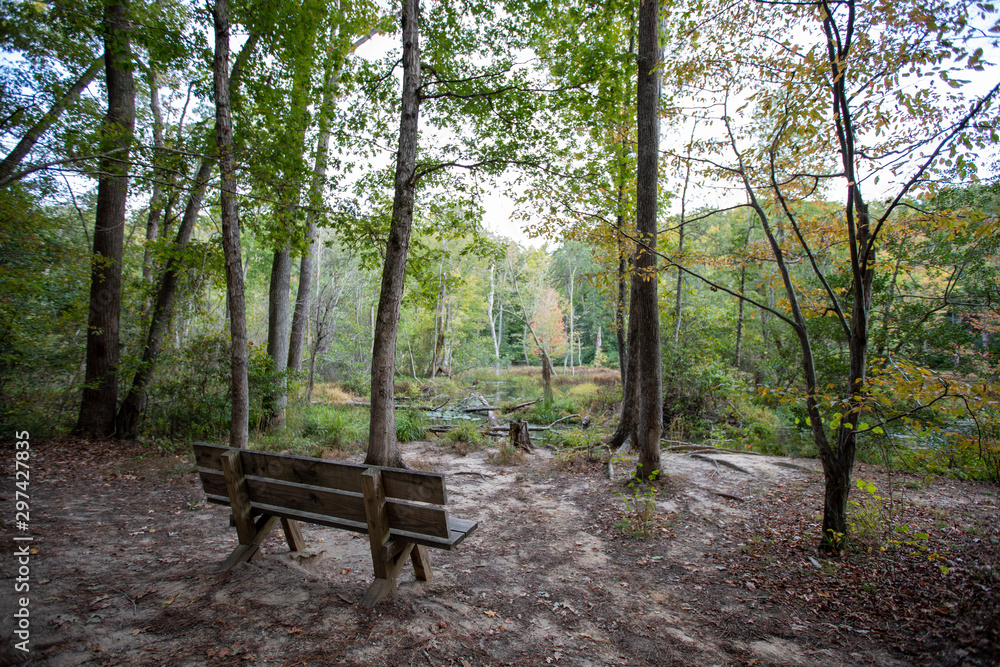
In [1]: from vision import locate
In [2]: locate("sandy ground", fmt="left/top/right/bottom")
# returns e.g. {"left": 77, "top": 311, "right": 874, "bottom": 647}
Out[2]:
{"left": 0, "top": 436, "right": 997, "bottom": 666}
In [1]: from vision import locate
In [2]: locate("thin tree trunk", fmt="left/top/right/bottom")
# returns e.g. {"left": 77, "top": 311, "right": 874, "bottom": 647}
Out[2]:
{"left": 115, "top": 159, "right": 213, "bottom": 438}
{"left": 488, "top": 264, "right": 502, "bottom": 368}
{"left": 288, "top": 26, "right": 380, "bottom": 373}
{"left": 594, "top": 325, "right": 602, "bottom": 365}
{"left": 608, "top": 266, "right": 641, "bottom": 449}
{"left": 366, "top": 0, "right": 419, "bottom": 468}
{"left": 0, "top": 55, "right": 103, "bottom": 184}
{"left": 142, "top": 68, "right": 165, "bottom": 294}
{"left": 265, "top": 248, "right": 292, "bottom": 427}
{"left": 74, "top": 3, "right": 135, "bottom": 437}
{"left": 634, "top": 0, "right": 663, "bottom": 481}
{"left": 214, "top": 0, "right": 249, "bottom": 449}
{"left": 288, "top": 58, "right": 336, "bottom": 372}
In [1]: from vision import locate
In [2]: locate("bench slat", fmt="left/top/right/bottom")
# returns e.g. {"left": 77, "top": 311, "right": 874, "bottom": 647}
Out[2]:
{"left": 203, "top": 495, "right": 477, "bottom": 551}
{"left": 200, "top": 470, "right": 451, "bottom": 539}
{"left": 193, "top": 443, "right": 446, "bottom": 504}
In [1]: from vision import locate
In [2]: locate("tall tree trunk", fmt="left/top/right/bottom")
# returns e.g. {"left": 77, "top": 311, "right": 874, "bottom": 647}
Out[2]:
{"left": 142, "top": 68, "right": 165, "bottom": 294}
{"left": 0, "top": 55, "right": 103, "bottom": 184}
{"left": 608, "top": 267, "right": 641, "bottom": 449}
{"left": 488, "top": 264, "right": 502, "bottom": 370}
{"left": 615, "top": 211, "right": 629, "bottom": 384}
{"left": 214, "top": 0, "right": 249, "bottom": 449}
{"left": 287, "top": 60, "right": 335, "bottom": 372}
{"left": 290, "top": 29, "right": 376, "bottom": 373}
{"left": 265, "top": 248, "right": 292, "bottom": 427}
{"left": 633, "top": 0, "right": 663, "bottom": 481}
{"left": 594, "top": 325, "right": 602, "bottom": 365}
{"left": 115, "top": 159, "right": 213, "bottom": 438}
{"left": 366, "top": 0, "right": 420, "bottom": 468}
{"left": 74, "top": 2, "right": 135, "bottom": 437}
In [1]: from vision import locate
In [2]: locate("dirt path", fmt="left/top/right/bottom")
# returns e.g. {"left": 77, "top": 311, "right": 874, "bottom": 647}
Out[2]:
{"left": 1, "top": 438, "right": 997, "bottom": 666}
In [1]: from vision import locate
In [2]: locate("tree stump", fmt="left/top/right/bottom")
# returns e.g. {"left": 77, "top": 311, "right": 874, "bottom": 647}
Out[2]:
{"left": 509, "top": 420, "right": 535, "bottom": 452}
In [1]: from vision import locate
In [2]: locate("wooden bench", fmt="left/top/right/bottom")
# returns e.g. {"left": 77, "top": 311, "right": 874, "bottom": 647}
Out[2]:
{"left": 193, "top": 443, "right": 478, "bottom": 608}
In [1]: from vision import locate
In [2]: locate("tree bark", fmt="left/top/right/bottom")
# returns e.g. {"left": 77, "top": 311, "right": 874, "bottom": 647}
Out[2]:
{"left": 142, "top": 68, "right": 165, "bottom": 292}
{"left": 214, "top": 0, "right": 249, "bottom": 449}
{"left": 366, "top": 0, "right": 420, "bottom": 468}
{"left": 74, "top": 2, "right": 135, "bottom": 437}
{"left": 609, "top": 253, "right": 642, "bottom": 450}
{"left": 265, "top": 248, "right": 292, "bottom": 426}
{"left": 0, "top": 55, "right": 103, "bottom": 185}
{"left": 633, "top": 0, "right": 663, "bottom": 482}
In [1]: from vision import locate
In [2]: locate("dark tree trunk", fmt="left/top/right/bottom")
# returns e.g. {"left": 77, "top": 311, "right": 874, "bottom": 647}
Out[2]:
{"left": 366, "top": 0, "right": 420, "bottom": 468}
{"left": 74, "top": 2, "right": 135, "bottom": 437}
{"left": 608, "top": 275, "right": 641, "bottom": 450}
{"left": 633, "top": 0, "right": 663, "bottom": 482}
{"left": 0, "top": 55, "right": 103, "bottom": 184}
{"left": 115, "top": 159, "right": 214, "bottom": 438}
{"left": 214, "top": 0, "right": 249, "bottom": 449}
{"left": 265, "top": 248, "right": 292, "bottom": 427}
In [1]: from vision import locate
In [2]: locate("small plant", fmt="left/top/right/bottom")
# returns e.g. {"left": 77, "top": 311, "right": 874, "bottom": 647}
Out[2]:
{"left": 443, "top": 421, "right": 485, "bottom": 455}
{"left": 617, "top": 464, "right": 659, "bottom": 538}
{"left": 554, "top": 448, "right": 600, "bottom": 472}
{"left": 396, "top": 409, "right": 427, "bottom": 443}
{"left": 490, "top": 440, "right": 525, "bottom": 466}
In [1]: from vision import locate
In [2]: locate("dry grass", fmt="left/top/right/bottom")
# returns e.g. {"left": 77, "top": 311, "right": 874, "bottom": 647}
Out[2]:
{"left": 312, "top": 382, "right": 361, "bottom": 404}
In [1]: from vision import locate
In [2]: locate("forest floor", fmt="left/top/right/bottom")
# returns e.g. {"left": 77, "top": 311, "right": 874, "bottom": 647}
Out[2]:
{"left": 1, "top": 436, "right": 998, "bottom": 666}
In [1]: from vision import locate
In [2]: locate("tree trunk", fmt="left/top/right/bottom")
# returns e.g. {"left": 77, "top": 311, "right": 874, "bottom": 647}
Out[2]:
{"left": 142, "top": 68, "right": 165, "bottom": 294}
{"left": 615, "top": 210, "right": 629, "bottom": 383}
{"left": 74, "top": 2, "right": 135, "bottom": 437}
{"left": 488, "top": 264, "right": 502, "bottom": 369}
{"left": 608, "top": 274, "right": 641, "bottom": 450}
{"left": 115, "top": 159, "right": 213, "bottom": 438}
{"left": 289, "top": 28, "right": 366, "bottom": 373}
{"left": 265, "top": 248, "right": 292, "bottom": 427}
{"left": 541, "top": 352, "right": 554, "bottom": 404}
{"left": 0, "top": 55, "right": 103, "bottom": 184}
{"left": 366, "top": 0, "right": 419, "bottom": 469}
{"left": 634, "top": 0, "right": 663, "bottom": 482}
{"left": 594, "top": 325, "right": 602, "bottom": 365}
{"left": 214, "top": 0, "right": 249, "bottom": 449}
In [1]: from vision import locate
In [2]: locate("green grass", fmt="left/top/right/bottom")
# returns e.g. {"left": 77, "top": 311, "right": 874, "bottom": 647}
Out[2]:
{"left": 443, "top": 421, "right": 486, "bottom": 454}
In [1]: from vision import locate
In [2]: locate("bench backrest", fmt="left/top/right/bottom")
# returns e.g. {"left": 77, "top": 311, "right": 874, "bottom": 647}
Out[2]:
{"left": 193, "top": 443, "right": 451, "bottom": 539}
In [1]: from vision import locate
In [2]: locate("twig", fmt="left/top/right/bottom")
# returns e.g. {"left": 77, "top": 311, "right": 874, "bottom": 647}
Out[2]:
{"left": 506, "top": 398, "right": 539, "bottom": 412}
{"left": 100, "top": 581, "right": 137, "bottom": 614}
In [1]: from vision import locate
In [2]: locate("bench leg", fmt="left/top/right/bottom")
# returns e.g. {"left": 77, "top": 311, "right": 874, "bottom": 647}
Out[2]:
{"left": 361, "top": 542, "right": 415, "bottom": 609}
{"left": 411, "top": 545, "right": 433, "bottom": 581}
{"left": 220, "top": 514, "right": 280, "bottom": 571}
{"left": 281, "top": 518, "right": 305, "bottom": 552}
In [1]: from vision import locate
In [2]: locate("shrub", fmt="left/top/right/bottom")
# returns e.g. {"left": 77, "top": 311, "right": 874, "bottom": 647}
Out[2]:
{"left": 443, "top": 421, "right": 485, "bottom": 455}
{"left": 396, "top": 409, "right": 427, "bottom": 443}
{"left": 298, "top": 404, "right": 368, "bottom": 450}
